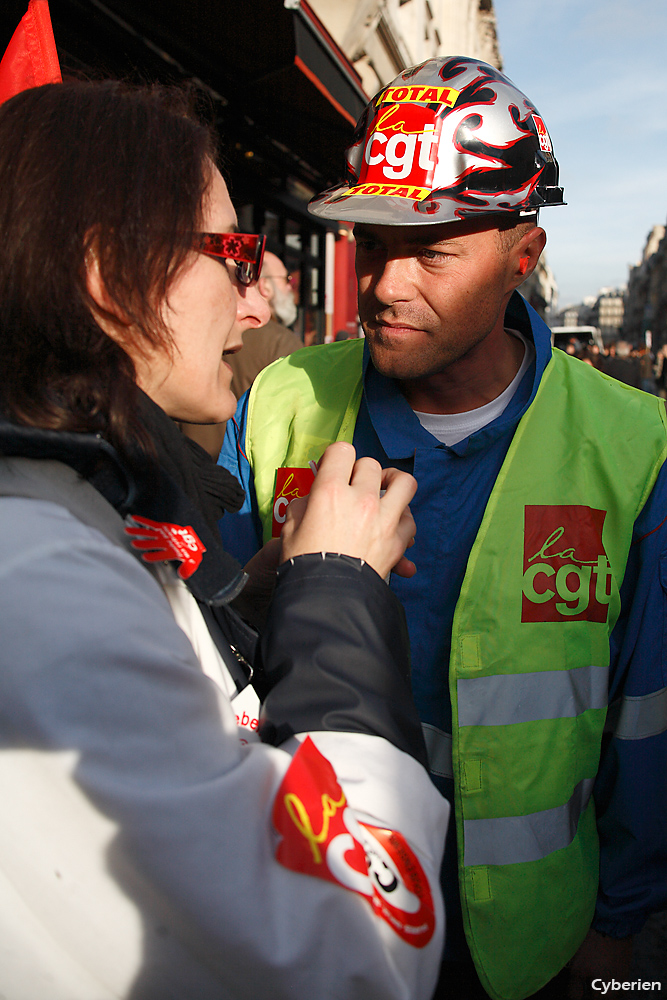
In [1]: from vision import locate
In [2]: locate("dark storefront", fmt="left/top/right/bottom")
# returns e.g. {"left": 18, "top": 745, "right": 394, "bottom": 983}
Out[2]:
{"left": 1, "top": 0, "right": 366, "bottom": 342}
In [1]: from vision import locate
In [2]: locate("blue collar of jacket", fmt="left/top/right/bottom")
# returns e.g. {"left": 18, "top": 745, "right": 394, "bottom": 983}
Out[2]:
{"left": 361, "top": 291, "right": 554, "bottom": 460}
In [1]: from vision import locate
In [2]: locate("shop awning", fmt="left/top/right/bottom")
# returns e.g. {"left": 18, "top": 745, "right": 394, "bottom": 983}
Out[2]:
{"left": 1, "top": 0, "right": 368, "bottom": 187}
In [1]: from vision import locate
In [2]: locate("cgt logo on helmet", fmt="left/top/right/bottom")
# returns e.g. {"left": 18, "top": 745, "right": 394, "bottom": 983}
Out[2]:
{"left": 349, "top": 91, "right": 459, "bottom": 201}
{"left": 522, "top": 505, "right": 613, "bottom": 623}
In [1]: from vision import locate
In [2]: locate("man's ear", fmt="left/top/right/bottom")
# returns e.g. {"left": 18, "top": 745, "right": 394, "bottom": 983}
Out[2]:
{"left": 509, "top": 226, "right": 547, "bottom": 288}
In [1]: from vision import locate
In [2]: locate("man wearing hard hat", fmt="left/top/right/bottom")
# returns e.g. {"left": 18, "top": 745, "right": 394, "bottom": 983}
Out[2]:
{"left": 219, "top": 58, "right": 667, "bottom": 1000}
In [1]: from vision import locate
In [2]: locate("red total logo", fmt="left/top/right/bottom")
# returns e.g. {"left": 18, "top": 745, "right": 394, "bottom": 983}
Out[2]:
{"left": 522, "top": 505, "right": 613, "bottom": 623}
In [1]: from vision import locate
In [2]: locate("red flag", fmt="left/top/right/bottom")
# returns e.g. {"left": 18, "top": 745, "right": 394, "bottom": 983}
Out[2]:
{"left": 0, "top": 1, "right": 61, "bottom": 106}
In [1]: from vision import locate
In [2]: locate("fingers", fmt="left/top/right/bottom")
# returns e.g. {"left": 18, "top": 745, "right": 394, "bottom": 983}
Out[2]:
{"left": 380, "top": 465, "right": 418, "bottom": 514}
{"left": 233, "top": 538, "right": 283, "bottom": 630}
{"left": 389, "top": 505, "right": 417, "bottom": 571}
{"left": 243, "top": 538, "right": 282, "bottom": 581}
{"left": 283, "top": 495, "right": 307, "bottom": 530}
{"left": 396, "top": 505, "right": 416, "bottom": 543}
{"left": 279, "top": 442, "right": 418, "bottom": 581}
{"left": 392, "top": 554, "right": 417, "bottom": 579}
{"left": 310, "top": 441, "right": 356, "bottom": 487}
{"left": 349, "top": 454, "right": 383, "bottom": 492}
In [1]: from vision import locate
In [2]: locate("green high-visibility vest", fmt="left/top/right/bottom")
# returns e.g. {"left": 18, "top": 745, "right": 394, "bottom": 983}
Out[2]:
{"left": 245, "top": 337, "right": 667, "bottom": 999}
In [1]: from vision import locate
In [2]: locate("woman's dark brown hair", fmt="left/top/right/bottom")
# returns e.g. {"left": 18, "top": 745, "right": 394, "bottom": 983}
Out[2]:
{"left": 0, "top": 80, "right": 216, "bottom": 462}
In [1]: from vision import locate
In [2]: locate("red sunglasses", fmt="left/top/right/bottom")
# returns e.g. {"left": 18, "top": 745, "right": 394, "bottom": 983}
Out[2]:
{"left": 195, "top": 232, "right": 266, "bottom": 286}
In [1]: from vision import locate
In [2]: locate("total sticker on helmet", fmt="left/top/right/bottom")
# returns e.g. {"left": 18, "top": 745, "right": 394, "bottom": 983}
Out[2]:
{"left": 358, "top": 102, "right": 445, "bottom": 196}
{"left": 347, "top": 182, "right": 430, "bottom": 201}
{"left": 376, "top": 84, "right": 460, "bottom": 107}
{"left": 273, "top": 735, "right": 436, "bottom": 948}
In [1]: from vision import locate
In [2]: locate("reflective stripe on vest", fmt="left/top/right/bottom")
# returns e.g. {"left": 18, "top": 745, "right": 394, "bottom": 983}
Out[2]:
{"left": 605, "top": 685, "right": 667, "bottom": 740}
{"left": 463, "top": 777, "right": 596, "bottom": 867}
{"left": 457, "top": 664, "right": 608, "bottom": 727}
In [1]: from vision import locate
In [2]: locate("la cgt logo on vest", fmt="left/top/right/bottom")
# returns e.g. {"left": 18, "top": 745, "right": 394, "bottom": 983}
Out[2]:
{"left": 272, "top": 467, "right": 315, "bottom": 537}
{"left": 522, "top": 505, "right": 613, "bottom": 623}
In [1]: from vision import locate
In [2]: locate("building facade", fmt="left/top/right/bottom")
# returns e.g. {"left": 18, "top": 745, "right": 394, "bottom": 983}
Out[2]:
{"left": 592, "top": 289, "right": 625, "bottom": 343}
{"left": 624, "top": 224, "right": 667, "bottom": 349}
{"left": 308, "top": 0, "right": 502, "bottom": 95}
{"left": 554, "top": 289, "right": 625, "bottom": 346}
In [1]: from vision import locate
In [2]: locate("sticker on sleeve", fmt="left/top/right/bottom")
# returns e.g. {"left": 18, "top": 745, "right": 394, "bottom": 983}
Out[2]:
{"left": 125, "top": 515, "right": 206, "bottom": 579}
{"left": 273, "top": 736, "right": 436, "bottom": 947}
{"left": 271, "top": 467, "right": 315, "bottom": 537}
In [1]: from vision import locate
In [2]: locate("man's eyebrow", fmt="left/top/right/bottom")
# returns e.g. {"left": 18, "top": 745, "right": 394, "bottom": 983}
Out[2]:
{"left": 402, "top": 232, "right": 460, "bottom": 247}
{"left": 353, "top": 227, "right": 463, "bottom": 248}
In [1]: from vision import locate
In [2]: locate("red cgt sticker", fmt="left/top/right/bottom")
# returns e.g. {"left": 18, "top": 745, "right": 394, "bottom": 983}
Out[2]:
{"left": 359, "top": 102, "right": 444, "bottom": 195}
{"left": 271, "top": 467, "right": 315, "bottom": 537}
{"left": 273, "top": 736, "right": 436, "bottom": 948}
{"left": 125, "top": 515, "right": 206, "bottom": 579}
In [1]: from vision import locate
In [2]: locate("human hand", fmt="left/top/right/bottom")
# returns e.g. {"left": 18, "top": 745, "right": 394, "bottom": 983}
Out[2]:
{"left": 565, "top": 929, "right": 633, "bottom": 999}
{"left": 232, "top": 538, "right": 282, "bottom": 629}
{"left": 280, "top": 442, "right": 417, "bottom": 581}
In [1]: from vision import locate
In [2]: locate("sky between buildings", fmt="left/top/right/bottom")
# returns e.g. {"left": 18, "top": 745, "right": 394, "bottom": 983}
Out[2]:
{"left": 493, "top": 0, "right": 667, "bottom": 310}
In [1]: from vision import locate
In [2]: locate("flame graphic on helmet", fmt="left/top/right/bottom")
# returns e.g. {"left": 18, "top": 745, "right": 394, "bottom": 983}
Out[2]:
{"left": 422, "top": 58, "right": 545, "bottom": 216}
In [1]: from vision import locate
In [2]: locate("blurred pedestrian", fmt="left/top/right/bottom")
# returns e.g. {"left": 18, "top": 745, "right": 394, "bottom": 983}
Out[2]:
{"left": 602, "top": 340, "right": 641, "bottom": 387}
{"left": 655, "top": 346, "right": 667, "bottom": 399}
{"left": 638, "top": 347, "right": 658, "bottom": 394}
{"left": 227, "top": 250, "right": 302, "bottom": 399}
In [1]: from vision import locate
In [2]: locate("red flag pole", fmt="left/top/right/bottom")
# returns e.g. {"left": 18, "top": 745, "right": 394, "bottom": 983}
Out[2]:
{"left": 0, "top": 1, "right": 62, "bottom": 106}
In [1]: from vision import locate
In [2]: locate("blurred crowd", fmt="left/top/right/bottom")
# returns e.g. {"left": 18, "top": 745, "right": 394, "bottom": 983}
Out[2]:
{"left": 559, "top": 336, "right": 666, "bottom": 397}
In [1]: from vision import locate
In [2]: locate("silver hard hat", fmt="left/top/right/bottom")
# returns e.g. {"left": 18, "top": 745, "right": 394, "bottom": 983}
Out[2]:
{"left": 309, "top": 56, "right": 564, "bottom": 226}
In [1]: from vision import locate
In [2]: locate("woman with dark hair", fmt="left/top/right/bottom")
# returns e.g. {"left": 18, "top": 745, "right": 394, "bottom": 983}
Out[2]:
{"left": 0, "top": 82, "right": 447, "bottom": 999}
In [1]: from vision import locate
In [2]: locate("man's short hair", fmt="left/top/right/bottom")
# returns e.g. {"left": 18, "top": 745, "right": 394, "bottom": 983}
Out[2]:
{"left": 495, "top": 214, "right": 536, "bottom": 254}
